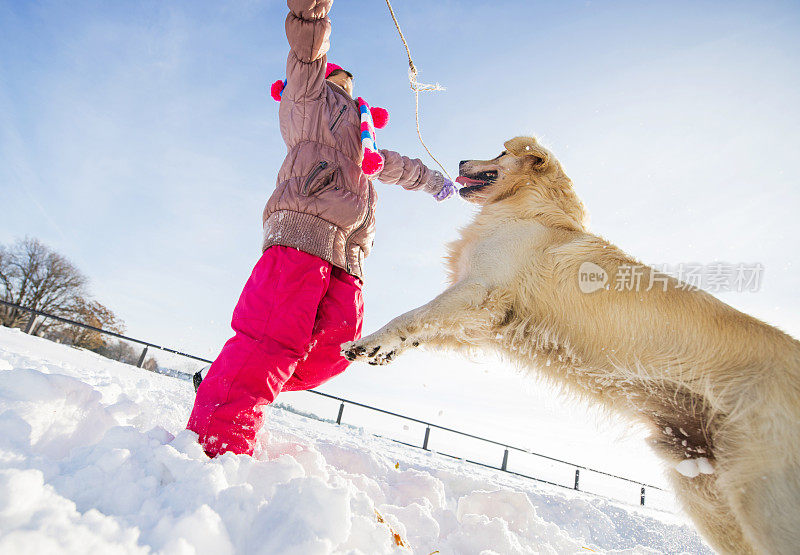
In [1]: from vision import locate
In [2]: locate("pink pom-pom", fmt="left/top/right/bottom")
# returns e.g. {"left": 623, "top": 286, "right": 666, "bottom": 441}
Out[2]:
{"left": 361, "top": 149, "right": 384, "bottom": 176}
{"left": 370, "top": 106, "right": 389, "bottom": 129}
{"left": 270, "top": 80, "right": 285, "bottom": 102}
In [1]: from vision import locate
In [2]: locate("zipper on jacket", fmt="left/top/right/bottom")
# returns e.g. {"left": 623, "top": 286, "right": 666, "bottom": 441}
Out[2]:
{"left": 345, "top": 184, "right": 373, "bottom": 274}
{"left": 329, "top": 105, "right": 347, "bottom": 133}
{"left": 302, "top": 161, "right": 328, "bottom": 195}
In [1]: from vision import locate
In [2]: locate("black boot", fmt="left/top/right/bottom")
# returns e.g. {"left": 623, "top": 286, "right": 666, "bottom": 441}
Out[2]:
{"left": 193, "top": 364, "right": 210, "bottom": 393}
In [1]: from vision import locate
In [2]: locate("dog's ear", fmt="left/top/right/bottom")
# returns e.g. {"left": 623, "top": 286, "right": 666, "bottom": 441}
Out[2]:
{"left": 504, "top": 136, "right": 550, "bottom": 168}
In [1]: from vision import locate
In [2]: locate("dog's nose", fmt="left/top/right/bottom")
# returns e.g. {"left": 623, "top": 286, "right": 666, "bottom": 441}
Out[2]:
{"left": 459, "top": 160, "right": 468, "bottom": 170}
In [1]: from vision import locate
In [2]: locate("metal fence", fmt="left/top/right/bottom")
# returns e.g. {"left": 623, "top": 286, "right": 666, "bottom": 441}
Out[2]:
{"left": 0, "top": 299, "right": 670, "bottom": 510}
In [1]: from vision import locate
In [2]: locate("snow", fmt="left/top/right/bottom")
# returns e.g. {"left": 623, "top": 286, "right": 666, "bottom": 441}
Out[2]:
{"left": 675, "top": 458, "right": 714, "bottom": 479}
{"left": 0, "top": 326, "right": 711, "bottom": 554}
{"left": 696, "top": 458, "right": 714, "bottom": 475}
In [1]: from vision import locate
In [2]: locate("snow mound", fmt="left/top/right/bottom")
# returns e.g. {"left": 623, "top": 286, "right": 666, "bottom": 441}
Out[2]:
{"left": 0, "top": 327, "right": 711, "bottom": 554}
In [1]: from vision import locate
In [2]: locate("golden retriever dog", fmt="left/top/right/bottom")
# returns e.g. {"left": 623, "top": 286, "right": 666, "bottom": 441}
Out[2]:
{"left": 342, "top": 136, "right": 800, "bottom": 554}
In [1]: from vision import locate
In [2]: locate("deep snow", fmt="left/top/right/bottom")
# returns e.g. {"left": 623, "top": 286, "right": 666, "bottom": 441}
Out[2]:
{"left": 0, "top": 326, "right": 711, "bottom": 554}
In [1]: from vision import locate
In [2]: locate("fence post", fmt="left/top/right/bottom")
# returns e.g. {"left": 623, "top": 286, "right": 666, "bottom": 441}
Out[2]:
{"left": 574, "top": 469, "right": 581, "bottom": 490}
{"left": 640, "top": 487, "right": 646, "bottom": 506}
{"left": 24, "top": 313, "right": 37, "bottom": 334}
{"left": 422, "top": 427, "right": 431, "bottom": 450}
{"left": 336, "top": 403, "right": 345, "bottom": 425}
{"left": 137, "top": 346, "right": 149, "bottom": 368}
{"left": 501, "top": 449, "right": 509, "bottom": 471}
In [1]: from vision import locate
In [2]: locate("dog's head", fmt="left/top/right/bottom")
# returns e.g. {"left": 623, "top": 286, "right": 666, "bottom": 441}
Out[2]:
{"left": 456, "top": 136, "right": 587, "bottom": 231}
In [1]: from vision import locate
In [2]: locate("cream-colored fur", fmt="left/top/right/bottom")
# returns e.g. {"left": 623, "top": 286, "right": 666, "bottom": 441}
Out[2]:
{"left": 342, "top": 136, "right": 800, "bottom": 554}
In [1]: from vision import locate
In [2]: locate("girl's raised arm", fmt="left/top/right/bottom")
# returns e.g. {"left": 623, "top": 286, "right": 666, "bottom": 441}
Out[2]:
{"left": 282, "top": 0, "right": 332, "bottom": 105}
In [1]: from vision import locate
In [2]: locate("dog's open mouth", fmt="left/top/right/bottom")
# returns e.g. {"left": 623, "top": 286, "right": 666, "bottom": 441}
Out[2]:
{"left": 456, "top": 170, "right": 497, "bottom": 197}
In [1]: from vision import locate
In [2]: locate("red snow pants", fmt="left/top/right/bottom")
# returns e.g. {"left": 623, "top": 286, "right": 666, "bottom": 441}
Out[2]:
{"left": 186, "top": 246, "right": 363, "bottom": 457}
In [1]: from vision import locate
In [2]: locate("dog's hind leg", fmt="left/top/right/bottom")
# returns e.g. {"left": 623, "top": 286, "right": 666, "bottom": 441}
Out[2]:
{"left": 722, "top": 461, "right": 800, "bottom": 555}
{"left": 668, "top": 471, "right": 756, "bottom": 554}
{"left": 715, "top": 382, "right": 800, "bottom": 554}
{"left": 341, "top": 280, "right": 491, "bottom": 365}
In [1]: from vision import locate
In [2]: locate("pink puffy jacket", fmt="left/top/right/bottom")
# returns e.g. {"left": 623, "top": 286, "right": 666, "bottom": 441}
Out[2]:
{"left": 262, "top": 0, "right": 446, "bottom": 279}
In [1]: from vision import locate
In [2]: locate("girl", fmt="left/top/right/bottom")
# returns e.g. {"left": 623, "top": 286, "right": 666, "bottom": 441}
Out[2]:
{"left": 187, "top": 0, "right": 456, "bottom": 457}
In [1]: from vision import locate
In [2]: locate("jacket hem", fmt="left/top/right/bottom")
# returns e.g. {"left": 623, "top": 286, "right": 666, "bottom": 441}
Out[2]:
{"left": 262, "top": 210, "right": 364, "bottom": 279}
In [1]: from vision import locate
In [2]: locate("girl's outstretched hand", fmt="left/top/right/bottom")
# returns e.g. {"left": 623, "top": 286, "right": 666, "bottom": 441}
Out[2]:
{"left": 434, "top": 178, "right": 458, "bottom": 202}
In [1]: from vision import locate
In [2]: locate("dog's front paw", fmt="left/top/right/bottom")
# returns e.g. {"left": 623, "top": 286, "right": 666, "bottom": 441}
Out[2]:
{"left": 340, "top": 341, "right": 367, "bottom": 362}
{"left": 341, "top": 331, "right": 407, "bottom": 366}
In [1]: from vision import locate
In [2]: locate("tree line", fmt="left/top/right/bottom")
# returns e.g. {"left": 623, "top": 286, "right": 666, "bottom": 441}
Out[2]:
{"left": 0, "top": 237, "right": 158, "bottom": 370}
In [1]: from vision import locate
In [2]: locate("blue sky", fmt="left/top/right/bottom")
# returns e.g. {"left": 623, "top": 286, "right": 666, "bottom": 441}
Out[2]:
{"left": 2, "top": 0, "right": 800, "bottom": 465}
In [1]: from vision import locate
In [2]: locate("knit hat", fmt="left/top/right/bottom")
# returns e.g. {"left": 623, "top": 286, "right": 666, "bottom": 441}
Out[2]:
{"left": 270, "top": 63, "right": 351, "bottom": 101}
{"left": 324, "top": 63, "right": 351, "bottom": 79}
{"left": 270, "top": 65, "right": 390, "bottom": 176}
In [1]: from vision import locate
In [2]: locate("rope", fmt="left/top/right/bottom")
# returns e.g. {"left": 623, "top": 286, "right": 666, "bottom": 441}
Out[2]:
{"left": 383, "top": 0, "right": 453, "bottom": 182}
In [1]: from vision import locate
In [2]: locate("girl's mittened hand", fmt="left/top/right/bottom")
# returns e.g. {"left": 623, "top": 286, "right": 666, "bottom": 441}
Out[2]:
{"left": 434, "top": 178, "right": 458, "bottom": 202}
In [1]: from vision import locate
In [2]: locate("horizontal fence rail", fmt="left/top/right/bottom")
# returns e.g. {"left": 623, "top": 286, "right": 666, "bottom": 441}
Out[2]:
{"left": 0, "top": 299, "right": 668, "bottom": 509}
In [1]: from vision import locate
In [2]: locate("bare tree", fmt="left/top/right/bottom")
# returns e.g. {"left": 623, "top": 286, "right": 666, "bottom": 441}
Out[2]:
{"left": 95, "top": 339, "right": 138, "bottom": 365}
{"left": 0, "top": 238, "right": 127, "bottom": 353}
{"left": 94, "top": 339, "right": 157, "bottom": 367}
{"left": 0, "top": 237, "right": 88, "bottom": 328}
